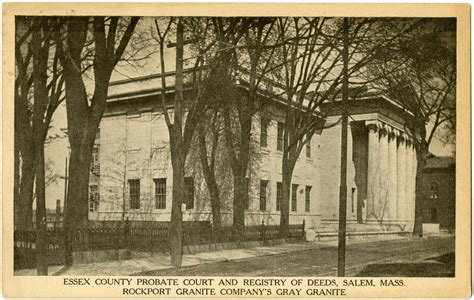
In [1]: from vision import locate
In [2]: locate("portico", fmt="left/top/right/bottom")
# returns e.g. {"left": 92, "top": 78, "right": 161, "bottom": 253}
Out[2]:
{"left": 319, "top": 93, "right": 417, "bottom": 232}
{"left": 365, "top": 120, "right": 417, "bottom": 224}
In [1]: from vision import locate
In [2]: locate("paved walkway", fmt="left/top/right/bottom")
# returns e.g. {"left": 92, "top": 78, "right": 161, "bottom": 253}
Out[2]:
{"left": 14, "top": 234, "right": 440, "bottom": 276}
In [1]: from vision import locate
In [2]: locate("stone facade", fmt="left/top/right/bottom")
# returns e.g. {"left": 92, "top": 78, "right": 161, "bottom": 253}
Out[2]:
{"left": 90, "top": 108, "right": 322, "bottom": 227}
{"left": 88, "top": 75, "right": 417, "bottom": 232}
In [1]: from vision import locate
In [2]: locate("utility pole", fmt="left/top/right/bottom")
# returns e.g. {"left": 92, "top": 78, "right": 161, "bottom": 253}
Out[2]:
{"left": 63, "top": 155, "right": 73, "bottom": 266}
{"left": 337, "top": 17, "right": 350, "bottom": 277}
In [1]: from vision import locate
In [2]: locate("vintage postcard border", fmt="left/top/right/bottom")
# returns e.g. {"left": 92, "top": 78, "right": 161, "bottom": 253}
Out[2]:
{"left": 2, "top": 3, "right": 471, "bottom": 298}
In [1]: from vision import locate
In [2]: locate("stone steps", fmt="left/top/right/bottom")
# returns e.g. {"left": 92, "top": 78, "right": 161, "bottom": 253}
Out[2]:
{"left": 313, "top": 222, "right": 410, "bottom": 233}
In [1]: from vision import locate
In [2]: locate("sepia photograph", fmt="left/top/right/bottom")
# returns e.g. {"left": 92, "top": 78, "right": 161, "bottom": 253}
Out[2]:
{"left": 3, "top": 3, "right": 470, "bottom": 298}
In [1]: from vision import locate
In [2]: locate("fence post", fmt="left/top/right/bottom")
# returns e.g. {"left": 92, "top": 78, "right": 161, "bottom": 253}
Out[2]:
{"left": 181, "top": 223, "right": 185, "bottom": 255}
{"left": 210, "top": 223, "right": 214, "bottom": 244}
{"left": 150, "top": 228, "right": 154, "bottom": 255}
{"left": 124, "top": 218, "right": 130, "bottom": 249}
{"left": 302, "top": 219, "right": 306, "bottom": 240}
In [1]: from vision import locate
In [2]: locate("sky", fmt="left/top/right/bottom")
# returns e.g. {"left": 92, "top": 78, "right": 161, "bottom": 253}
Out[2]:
{"left": 42, "top": 17, "right": 456, "bottom": 209}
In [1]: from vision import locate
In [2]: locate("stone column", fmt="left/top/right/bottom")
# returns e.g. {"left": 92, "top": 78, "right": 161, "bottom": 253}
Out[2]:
{"left": 396, "top": 136, "right": 406, "bottom": 221}
{"left": 387, "top": 130, "right": 398, "bottom": 220}
{"left": 405, "top": 140, "right": 414, "bottom": 221}
{"left": 366, "top": 122, "right": 379, "bottom": 220}
{"left": 378, "top": 126, "right": 389, "bottom": 221}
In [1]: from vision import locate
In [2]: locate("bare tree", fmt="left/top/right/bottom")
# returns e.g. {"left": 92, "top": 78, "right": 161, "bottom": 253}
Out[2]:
{"left": 275, "top": 17, "right": 344, "bottom": 236}
{"left": 15, "top": 16, "right": 65, "bottom": 275}
{"left": 221, "top": 18, "right": 280, "bottom": 236}
{"left": 57, "top": 16, "right": 139, "bottom": 264}
{"left": 369, "top": 19, "right": 456, "bottom": 236}
{"left": 274, "top": 17, "right": 419, "bottom": 236}
{"left": 15, "top": 17, "right": 36, "bottom": 231}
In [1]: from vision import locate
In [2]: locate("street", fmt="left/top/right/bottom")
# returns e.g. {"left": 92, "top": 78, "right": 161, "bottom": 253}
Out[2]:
{"left": 135, "top": 235, "right": 455, "bottom": 277}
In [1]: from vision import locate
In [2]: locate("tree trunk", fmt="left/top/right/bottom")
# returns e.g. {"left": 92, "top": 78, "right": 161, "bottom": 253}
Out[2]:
{"left": 67, "top": 140, "right": 94, "bottom": 228}
{"left": 35, "top": 145, "right": 48, "bottom": 275}
{"left": 14, "top": 142, "right": 20, "bottom": 230}
{"left": 18, "top": 150, "right": 35, "bottom": 231}
{"left": 280, "top": 155, "right": 292, "bottom": 237}
{"left": 198, "top": 130, "right": 222, "bottom": 230}
{"left": 234, "top": 110, "right": 252, "bottom": 236}
{"left": 170, "top": 136, "right": 184, "bottom": 268}
{"left": 232, "top": 169, "right": 246, "bottom": 238}
{"left": 222, "top": 99, "right": 252, "bottom": 238}
{"left": 413, "top": 143, "right": 428, "bottom": 237}
{"left": 209, "top": 188, "right": 222, "bottom": 231}
{"left": 64, "top": 137, "right": 94, "bottom": 265}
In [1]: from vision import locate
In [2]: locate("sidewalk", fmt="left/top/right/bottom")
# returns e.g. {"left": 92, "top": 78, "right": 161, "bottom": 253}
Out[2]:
{"left": 14, "top": 234, "right": 418, "bottom": 276}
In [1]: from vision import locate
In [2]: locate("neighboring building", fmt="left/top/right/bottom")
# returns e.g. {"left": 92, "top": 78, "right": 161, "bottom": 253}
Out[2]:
{"left": 87, "top": 70, "right": 418, "bottom": 233}
{"left": 418, "top": 155, "right": 455, "bottom": 232}
{"left": 32, "top": 199, "right": 64, "bottom": 229}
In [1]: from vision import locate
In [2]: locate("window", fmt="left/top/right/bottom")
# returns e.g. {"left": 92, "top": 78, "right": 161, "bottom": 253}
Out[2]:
{"left": 306, "top": 134, "right": 312, "bottom": 158}
{"left": 154, "top": 178, "right": 166, "bottom": 209}
{"left": 277, "top": 122, "right": 284, "bottom": 151}
{"left": 430, "top": 182, "right": 439, "bottom": 199}
{"left": 305, "top": 186, "right": 312, "bottom": 212}
{"left": 185, "top": 177, "right": 194, "bottom": 210}
{"left": 260, "top": 118, "right": 268, "bottom": 147}
{"left": 291, "top": 184, "right": 298, "bottom": 212}
{"left": 276, "top": 182, "right": 282, "bottom": 211}
{"left": 244, "top": 178, "right": 250, "bottom": 209}
{"left": 129, "top": 179, "right": 140, "bottom": 209}
{"left": 89, "top": 185, "right": 99, "bottom": 212}
{"left": 260, "top": 180, "right": 268, "bottom": 211}
{"left": 91, "top": 147, "right": 100, "bottom": 175}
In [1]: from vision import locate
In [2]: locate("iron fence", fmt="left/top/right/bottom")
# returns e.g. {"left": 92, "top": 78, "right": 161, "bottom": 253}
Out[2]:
{"left": 14, "top": 220, "right": 305, "bottom": 269}
{"left": 14, "top": 229, "right": 65, "bottom": 270}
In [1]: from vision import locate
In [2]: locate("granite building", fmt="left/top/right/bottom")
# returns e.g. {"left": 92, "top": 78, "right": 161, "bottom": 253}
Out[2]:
{"left": 88, "top": 71, "right": 417, "bottom": 234}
